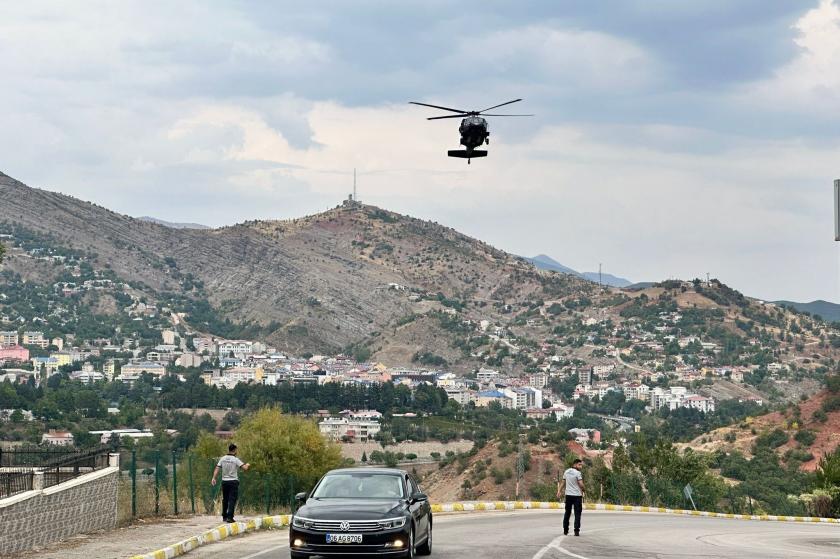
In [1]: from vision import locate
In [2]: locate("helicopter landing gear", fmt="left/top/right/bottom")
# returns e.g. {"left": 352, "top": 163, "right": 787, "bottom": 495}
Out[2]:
{"left": 468, "top": 159, "right": 471, "bottom": 164}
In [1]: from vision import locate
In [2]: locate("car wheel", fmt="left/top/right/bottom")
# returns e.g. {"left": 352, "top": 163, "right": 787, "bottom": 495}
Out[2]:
{"left": 417, "top": 521, "right": 432, "bottom": 555}
{"left": 404, "top": 524, "right": 416, "bottom": 559}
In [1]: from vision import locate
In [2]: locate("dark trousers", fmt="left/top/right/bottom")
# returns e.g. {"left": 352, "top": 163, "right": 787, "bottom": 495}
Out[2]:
{"left": 563, "top": 495, "right": 582, "bottom": 534}
{"left": 221, "top": 480, "right": 239, "bottom": 520}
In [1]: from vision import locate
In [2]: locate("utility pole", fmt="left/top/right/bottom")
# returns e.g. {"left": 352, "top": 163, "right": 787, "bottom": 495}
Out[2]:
{"left": 598, "top": 263, "right": 602, "bottom": 287}
{"left": 353, "top": 168, "right": 357, "bottom": 203}
{"left": 706, "top": 272, "right": 710, "bottom": 285}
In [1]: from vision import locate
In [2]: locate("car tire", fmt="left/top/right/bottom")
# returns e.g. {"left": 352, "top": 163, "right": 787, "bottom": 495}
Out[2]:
{"left": 417, "top": 521, "right": 432, "bottom": 556}
{"left": 404, "top": 524, "right": 416, "bottom": 559}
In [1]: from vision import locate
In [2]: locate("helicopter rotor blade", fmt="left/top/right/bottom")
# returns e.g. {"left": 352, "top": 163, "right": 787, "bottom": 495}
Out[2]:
{"left": 481, "top": 113, "right": 534, "bottom": 117}
{"left": 409, "top": 101, "right": 469, "bottom": 114}
{"left": 427, "top": 114, "right": 467, "bottom": 120}
{"left": 478, "top": 98, "right": 522, "bottom": 113}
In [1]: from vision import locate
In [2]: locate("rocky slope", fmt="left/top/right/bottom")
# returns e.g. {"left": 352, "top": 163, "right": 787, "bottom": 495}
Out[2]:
{"left": 0, "top": 171, "right": 587, "bottom": 359}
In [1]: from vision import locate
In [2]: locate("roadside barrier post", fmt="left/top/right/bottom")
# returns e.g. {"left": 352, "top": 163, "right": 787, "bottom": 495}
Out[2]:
{"left": 172, "top": 450, "right": 179, "bottom": 515}
{"left": 131, "top": 449, "right": 137, "bottom": 518}
{"left": 188, "top": 453, "right": 195, "bottom": 514}
{"left": 154, "top": 451, "right": 160, "bottom": 516}
{"left": 264, "top": 475, "right": 270, "bottom": 515}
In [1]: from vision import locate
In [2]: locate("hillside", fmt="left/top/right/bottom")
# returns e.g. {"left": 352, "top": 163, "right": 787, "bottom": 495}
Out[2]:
{"left": 682, "top": 389, "right": 840, "bottom": 471}
{"left": 421, "top": 440, "right": 589, "bottom": 503}
{"left": 775, "top": 300, "right": 840, "bottom": 323}
{"left": 0, "top": 171, "right": 588, "bottom": 364}
{"left": 1, "top": 170, "right": 838, "bottom": 381}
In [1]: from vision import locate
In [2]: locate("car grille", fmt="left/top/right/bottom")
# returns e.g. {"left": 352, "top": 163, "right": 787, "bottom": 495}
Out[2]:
{"left": 309, "top": 520, "right": 383, "bottom": 532}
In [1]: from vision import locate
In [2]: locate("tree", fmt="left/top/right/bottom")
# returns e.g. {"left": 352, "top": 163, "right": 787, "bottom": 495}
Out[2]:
{"left": 233, "top": 407, "right": 342, "bottom": 487}
{"left": 361, "top": 451, "right": 368, "bottom": 463}
{"left": 0, "top": 242, "right": 5, "bottom": 262}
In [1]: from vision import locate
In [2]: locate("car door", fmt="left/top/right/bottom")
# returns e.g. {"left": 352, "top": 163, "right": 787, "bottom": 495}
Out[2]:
{"left": 407, "top": 475, "right": 429, "bottom": 538}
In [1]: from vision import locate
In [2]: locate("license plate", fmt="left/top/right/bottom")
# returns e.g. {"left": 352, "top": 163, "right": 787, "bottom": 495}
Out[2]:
{"left": 326, "top": 534, "right": 363, "bottom": 544}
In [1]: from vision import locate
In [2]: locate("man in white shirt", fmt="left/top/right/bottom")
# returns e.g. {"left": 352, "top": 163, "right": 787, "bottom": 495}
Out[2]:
{"left": 557, "top": 458, "right": 585, "bottom": 536}
{"left": 211, "top": 443, "right": 250, "bottom": 523}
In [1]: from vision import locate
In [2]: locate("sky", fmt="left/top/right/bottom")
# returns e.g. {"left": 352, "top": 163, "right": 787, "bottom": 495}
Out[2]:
{"left": 2, "top": 1, "right": 840, "bottom": 303}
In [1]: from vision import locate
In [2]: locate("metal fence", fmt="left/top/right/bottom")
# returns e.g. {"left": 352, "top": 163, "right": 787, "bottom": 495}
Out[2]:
{"left": 0, "top": 471, "right": 33, "bottom": 498}
{"left": 117, "top": 450, "right": 304, "bottom": 524}
{"left": 0, "top": 446, "right": 111, "bottom": 499}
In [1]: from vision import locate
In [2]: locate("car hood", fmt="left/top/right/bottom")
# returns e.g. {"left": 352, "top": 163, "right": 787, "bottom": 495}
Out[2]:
{"left": 296, "top": 499, "right": 406, "bottom": 520}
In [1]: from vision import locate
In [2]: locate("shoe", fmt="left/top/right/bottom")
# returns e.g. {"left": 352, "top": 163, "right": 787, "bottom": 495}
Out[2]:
{"left": 228, "top": 518, "right": 236, "bottom": 523}
{"left": 574, "top": 532, "right": 580, "bottom": 537}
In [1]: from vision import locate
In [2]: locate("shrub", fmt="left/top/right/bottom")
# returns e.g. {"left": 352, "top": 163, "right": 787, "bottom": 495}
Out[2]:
{"left": 794, "top": 430, "right": 817, "bottom": 447}
{"left": 755, "top": 428, "right": 789, "bottom": 449}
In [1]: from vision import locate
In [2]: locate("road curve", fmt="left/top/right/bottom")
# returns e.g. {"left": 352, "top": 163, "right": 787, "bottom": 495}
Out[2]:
{"left": 183, "top": 510, "right": 840, "bottom": 559}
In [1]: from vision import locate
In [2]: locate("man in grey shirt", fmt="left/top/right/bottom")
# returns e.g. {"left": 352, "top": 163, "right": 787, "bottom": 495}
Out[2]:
{"left": 211, "top": 443, "right": 250, "bottom": 522}
{"left": 558, "top": 458, "right": 585, "bottom": 536}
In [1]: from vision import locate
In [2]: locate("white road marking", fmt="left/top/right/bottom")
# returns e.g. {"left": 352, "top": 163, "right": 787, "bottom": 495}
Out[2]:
{"left": 532, "top": 534, "right": 567, "bottom": 559}
{"left": 551, "top": 544, "right": 591, "bottom": 559}
{"left": 238, "top": 542, "right": 289, "bottom": 559}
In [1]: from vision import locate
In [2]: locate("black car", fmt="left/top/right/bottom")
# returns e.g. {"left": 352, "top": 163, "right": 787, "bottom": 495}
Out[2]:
{"left": 289, "top": 467, "right": 432, "bottom": 558}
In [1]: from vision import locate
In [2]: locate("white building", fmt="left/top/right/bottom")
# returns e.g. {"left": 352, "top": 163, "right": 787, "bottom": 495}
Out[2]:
{"left": 683, "top": 395, "right": 716, "bottom": 413}
{"left": 527, "top": 372, "right": 548, "bottom": 389}
{"left": 90, "top": 428, "right": 156, "bottom": 444}
{"left": 218, "top": 340, "right": 254, "bottom": 358}
{"left": 23, "top": 331, "right": 49, "bottom": 348}
{"left": 650, "top": 386, "right": 714, "bottom": 413}
{"left": 476, "top": 368, "right": 500, "bottom": 383}
{"left": 120, "top": 361, "right": 167, "bottom": 378}
{"left": 41, "top": 430, "right": 74, "bottom": 446}
{"left": 0, "top": 331, "right": 19, "bottom": 346}
{"left": 592, "top": 364, "right": 615, "bottom": 377}
{"left": 319, "top": 416, "right": 381, "bottom": 442}
{"left": 622, "top": 382, "right": 650, "bottom": 401}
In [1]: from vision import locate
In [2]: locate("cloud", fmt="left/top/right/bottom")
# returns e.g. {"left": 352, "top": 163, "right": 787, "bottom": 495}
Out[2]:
{"left": 740, "top": 0, "right": 840, "bottom": 115}
{"left": 0, "top": 2, "right": 839, "bottom": 303}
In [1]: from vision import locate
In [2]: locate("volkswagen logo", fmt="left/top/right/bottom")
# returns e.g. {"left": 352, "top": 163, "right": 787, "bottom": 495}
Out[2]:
{"left": 339, "top": 521, "right": 351, "bottom": 532}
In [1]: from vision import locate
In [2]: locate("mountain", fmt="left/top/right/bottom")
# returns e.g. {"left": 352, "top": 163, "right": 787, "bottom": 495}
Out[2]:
{"left": 774, "top": 300, "right": 840, "bottom": 322}
{"left": 527, "top": 254, "right": 577, "bottom": 275}
{"left": 579, "top": 272, "right": 633, "bottom": 288}
{"left": 2, "top": 170, "right": 835, "bottom": 377}
{"left": 527, "top": 254, "right": 634, "bottom": 288}
{"left": 137, "top": 216, "right": 211, "bottom": 230}
{"left": 0, "top": 171, "right": 589, "bottom": 365}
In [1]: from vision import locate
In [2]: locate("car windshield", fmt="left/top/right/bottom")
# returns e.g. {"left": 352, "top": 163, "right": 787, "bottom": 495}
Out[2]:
{"left": 311, "top": 473, "right": 405, "bottom": 499}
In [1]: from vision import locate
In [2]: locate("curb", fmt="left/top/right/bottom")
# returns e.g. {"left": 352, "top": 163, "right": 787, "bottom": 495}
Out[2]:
{"left": 131, "top": 501, "right": 840, "bottom": 558}
{"left": 431, "top": 501, "right": 840, "bottom": 524}
{"left": 129, "top": 515, "right": 290, "bottom": 559}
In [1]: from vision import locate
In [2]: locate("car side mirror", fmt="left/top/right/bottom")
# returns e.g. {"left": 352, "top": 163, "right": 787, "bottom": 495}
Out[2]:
{"left": 295, "top": 492, "right": 308, "bottom": 503}
{"left": 412, "top": 492, "right": 428, "bottom": 503}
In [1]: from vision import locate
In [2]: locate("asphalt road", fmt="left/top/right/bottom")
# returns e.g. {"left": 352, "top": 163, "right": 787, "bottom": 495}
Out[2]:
{"left": 185, "top": 511, "right": 840, "bottom": 559}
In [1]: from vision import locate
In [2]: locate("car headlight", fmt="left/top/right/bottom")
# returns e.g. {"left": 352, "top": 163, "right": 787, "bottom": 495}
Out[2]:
{"left": 292, "top": 516, "right": 313, "bottom": 529}
{"left": 378, "top": 517, "right": 407, "bottom": 530}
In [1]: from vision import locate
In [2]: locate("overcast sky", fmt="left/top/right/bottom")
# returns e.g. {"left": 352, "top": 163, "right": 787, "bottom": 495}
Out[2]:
{"left": 2, "top": 1, "right": 840, "bottom": 302}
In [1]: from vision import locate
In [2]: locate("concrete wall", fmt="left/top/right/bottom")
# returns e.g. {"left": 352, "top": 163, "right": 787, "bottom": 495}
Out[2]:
{"left": 0, "top": 466, "right": 119, "bottom": 555}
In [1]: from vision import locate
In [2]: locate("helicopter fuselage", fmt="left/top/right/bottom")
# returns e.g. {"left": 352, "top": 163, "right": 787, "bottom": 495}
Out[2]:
{"left": 459, "top": 116, "right": 489, "bottom": 151}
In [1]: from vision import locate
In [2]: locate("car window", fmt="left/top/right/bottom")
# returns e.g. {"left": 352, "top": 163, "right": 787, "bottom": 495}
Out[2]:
{"left": 311, "top": 473, "right": 405, "bottom": 499}
{"left": 408, "top": 475, "right": 420, "bottom": 496}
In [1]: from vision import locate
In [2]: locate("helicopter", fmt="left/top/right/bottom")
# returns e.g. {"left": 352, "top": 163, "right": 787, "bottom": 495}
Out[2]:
{"left": 409, "top": 99, "right": 532, "bottom": 163}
